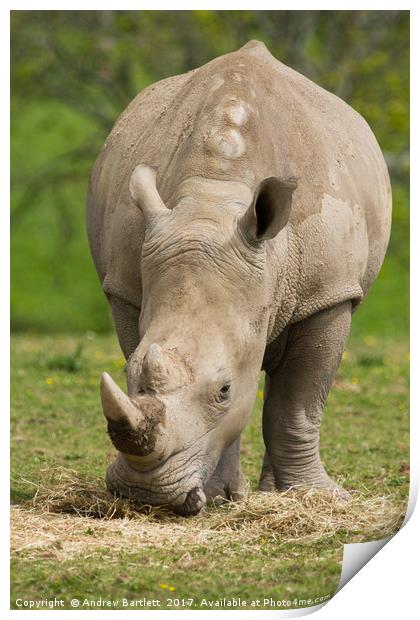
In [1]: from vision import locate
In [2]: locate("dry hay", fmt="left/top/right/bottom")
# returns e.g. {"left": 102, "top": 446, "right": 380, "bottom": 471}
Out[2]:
{"left": 11, "top": 507, "right": 226, "bottom": 562}
{"left": 11, "top": 467, "right": 407, "bottom": 561}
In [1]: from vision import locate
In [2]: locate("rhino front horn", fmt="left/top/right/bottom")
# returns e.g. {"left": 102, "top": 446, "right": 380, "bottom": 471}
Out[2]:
{"left": 100, "top": 372, "right": 167, "bottom": 461}
{"left": 100, "top": 372, "right": 140, "bottom": 428}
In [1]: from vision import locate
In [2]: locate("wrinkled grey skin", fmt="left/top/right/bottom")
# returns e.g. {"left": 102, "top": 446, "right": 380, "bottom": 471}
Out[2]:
{"left": 87, "top": 41, "right": 391, "bottom": 515}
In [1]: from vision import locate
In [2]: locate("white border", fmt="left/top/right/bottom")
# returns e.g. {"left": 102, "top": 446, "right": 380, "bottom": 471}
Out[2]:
{"left": 4, "top": 3, "right": 416, "bottom": 618}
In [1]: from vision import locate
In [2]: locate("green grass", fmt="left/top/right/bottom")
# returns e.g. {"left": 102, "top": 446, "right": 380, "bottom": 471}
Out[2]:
{"left": 10, "top": 324, "right": 409, "bottom": 610}
{"left": 11, "top": 538, "right": 339, "bottom": 610}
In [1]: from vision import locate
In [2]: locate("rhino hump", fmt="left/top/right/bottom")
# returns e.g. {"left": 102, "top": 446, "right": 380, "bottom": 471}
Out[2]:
{"left": 87, "top": 40, "right": 392, "bottom": 339}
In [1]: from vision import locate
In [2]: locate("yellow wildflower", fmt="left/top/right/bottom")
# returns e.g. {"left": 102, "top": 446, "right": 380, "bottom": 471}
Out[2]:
{"left": 364, "top": 335, "right": 376, "bottom": 346}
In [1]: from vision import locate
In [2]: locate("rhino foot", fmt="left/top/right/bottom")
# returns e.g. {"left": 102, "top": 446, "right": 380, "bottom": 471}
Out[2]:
{"left": 258, "top": 452, "right": 351, "bottom": 500}
{"left": 204, "top": 438, "right": 249, "bottom": 505}
{"left": 274, "top": 479, "right": 351, "bottom": 502}
{"left": 204, "top": 468, "right": 249, "bottom": 505}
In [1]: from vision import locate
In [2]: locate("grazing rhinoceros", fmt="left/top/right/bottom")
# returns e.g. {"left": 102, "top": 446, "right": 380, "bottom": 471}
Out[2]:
{"left": 87, "top": 40, "right": 391, "bottom": 515}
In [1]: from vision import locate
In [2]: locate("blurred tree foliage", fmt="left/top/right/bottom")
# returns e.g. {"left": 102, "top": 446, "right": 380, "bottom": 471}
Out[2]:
{"left": 11, "top": 10, "right": 409, "bottom": 332}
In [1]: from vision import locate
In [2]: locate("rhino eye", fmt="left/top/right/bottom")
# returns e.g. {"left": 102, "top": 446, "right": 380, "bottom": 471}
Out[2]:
{"left": 218, "top": 383, "right": 231, "bottom": 402}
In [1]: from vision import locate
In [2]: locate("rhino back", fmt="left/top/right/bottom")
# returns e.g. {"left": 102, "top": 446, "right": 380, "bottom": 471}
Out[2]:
{"left": 87, "top": 40, "right": 391, "bottom": 322}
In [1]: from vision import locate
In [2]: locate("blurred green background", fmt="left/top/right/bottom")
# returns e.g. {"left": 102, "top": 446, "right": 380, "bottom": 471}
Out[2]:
{"left": 11, "top": 10, "right": 409, "bottom": 338}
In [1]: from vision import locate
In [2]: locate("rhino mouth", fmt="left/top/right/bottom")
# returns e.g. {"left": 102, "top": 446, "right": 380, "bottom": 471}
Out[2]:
{"left": 106, "top": 456, "right": 207, "bottom": 516}
{"left": 173, "top": 487, "right": 207, "bottom": 516}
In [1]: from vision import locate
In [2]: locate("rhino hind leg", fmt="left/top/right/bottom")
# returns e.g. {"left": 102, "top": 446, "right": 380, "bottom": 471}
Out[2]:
{"left": 108, "top": 295, "right": 140, "bottom": 360}
{"left": 204, "top": 438, "right": 248, "bottom": 504}
{"left": 261, "top": 302, "right": 352, "bottom": 498}
{"left": 258, "top": 376, "right": 276, "bottom": 491}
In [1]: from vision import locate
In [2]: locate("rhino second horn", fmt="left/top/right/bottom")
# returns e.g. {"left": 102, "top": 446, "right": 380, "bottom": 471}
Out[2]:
{"left": 142, "top": 343, "right": 174, "bottom": 388}
{"left": 129, "top": 165, "right": 169, "bottom": 221}
{"left": 143, "top": 343, "right": 167, "bottom": 374}
{"left": 100, "top": 372, "right": 141, "bottom": 428}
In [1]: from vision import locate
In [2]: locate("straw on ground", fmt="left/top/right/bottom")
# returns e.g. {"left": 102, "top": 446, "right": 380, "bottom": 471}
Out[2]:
{"left": 11, "top": 467, "right": 406, "bottom": 563}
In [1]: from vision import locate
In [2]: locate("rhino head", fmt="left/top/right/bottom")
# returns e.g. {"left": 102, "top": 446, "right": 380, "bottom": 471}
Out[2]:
{"left": 101, "top": 165, "right": 296, "bottom": 515}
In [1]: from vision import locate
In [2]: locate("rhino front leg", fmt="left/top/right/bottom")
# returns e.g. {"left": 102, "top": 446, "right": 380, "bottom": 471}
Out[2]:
{"left": 204, "top": 438, "right": 248, "bottom": 504}
{"left": 261, "top": 302, "right": 352, "bottom": 496}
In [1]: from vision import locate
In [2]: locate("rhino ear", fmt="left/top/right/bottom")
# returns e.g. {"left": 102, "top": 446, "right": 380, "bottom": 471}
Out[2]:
{"left": 240, "top": 177, "right": 297, "bottom": 242}
{"left": 129, "top": 165, "right": 169, "bottom": 222}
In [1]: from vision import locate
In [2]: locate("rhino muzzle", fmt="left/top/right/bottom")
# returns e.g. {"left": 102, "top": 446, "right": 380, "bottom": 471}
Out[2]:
{"left": 100, "top": 372, "right": 166, "bottom": 464}
{"left": 105, "top": 454, "right": 207, "bottom": 516}
{"left": 173, "top": 487, "right": 207, "bottom": 516}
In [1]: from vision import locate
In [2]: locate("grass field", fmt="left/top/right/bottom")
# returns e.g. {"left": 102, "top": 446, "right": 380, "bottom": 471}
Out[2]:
{"left": 10, "top": 271, "right": 409, "bottom": 610}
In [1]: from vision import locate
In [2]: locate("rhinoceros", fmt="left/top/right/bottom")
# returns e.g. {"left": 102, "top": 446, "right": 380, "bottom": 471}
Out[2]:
{"left": 87, "top": 40, "right": 391, "bottom": 515}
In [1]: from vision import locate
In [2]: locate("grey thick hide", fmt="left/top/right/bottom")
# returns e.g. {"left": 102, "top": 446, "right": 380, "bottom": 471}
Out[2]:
{"left": 87, "top": 41, "right": 391, "bottom": 344}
